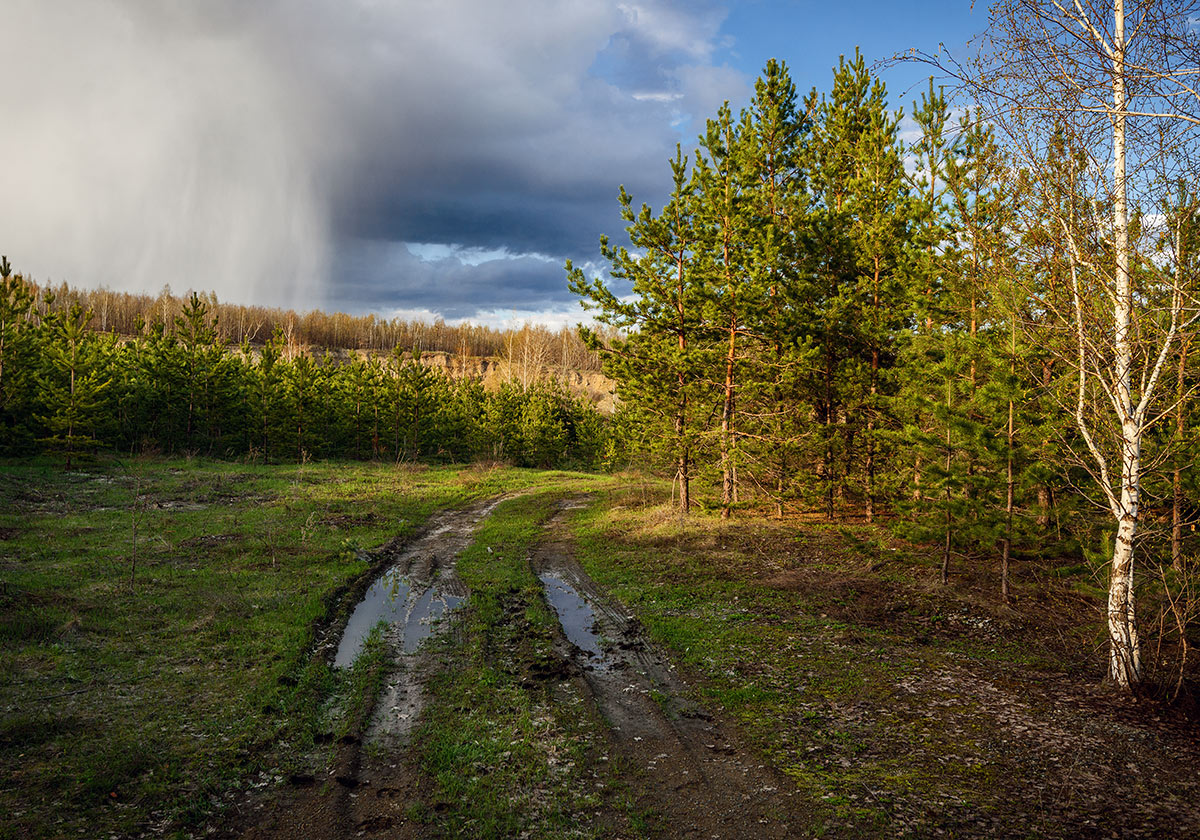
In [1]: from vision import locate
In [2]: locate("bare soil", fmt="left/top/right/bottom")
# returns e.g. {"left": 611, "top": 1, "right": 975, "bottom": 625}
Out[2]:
{"left": 529, "top": 500, "right": 814, "bottom": 838}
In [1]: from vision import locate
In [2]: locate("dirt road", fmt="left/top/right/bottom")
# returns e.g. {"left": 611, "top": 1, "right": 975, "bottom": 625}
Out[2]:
{"left": 224, "top": 496, "right": 810, "bottom": 839}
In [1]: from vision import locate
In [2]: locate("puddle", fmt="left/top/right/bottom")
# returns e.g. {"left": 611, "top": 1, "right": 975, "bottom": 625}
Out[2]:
{"left": 334, "top": 570, "right": 412, "bottom": 667}
{"left": 539, "top": 572, "right": 607, "bottom": 666}
{"left": 401, "top": 587, "right": 464, "bottom": 654}
{"left": 333, "top": 570, "right": 464, "bottom": 667}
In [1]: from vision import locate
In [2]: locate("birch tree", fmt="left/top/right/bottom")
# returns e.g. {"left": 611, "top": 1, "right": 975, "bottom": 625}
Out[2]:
{"left": 961, "top": 0, "right": 1200, "bottom": 689}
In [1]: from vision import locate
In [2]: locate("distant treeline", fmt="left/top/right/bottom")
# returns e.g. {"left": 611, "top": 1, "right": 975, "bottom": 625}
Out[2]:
{"left": 0, "top": 267, "right": 607, "bottom": 470}
{"left": 20, "top": 277, "right": 604, "bottom": 370}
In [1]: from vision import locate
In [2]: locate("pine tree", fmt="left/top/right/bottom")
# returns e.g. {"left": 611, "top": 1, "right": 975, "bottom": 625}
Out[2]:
{"left": 174, "top": 292, "right": 229, "bottom": 453}
{"left": 895, "top": 114, "right": 1024, "bottom": 587}
{"left": 569, "top": 148, "right": 709, "bottom": 515}
{"left": 0, "top": 257, "right": 36, "bottom": 453}
{"left": 844, "top": 73, "right": 912, "bottom": 522}
{"left": 36, "top": 302, "right": 111, "bottom": 468}
{"left": 388, "top": 346, "right": 440, "bottom": 461}
{"left": 694, "top": 102, "right": 756, "bottom": 518}
{"left": 737, "top": 60, "right": 815, "bottom": 516}
{"left": 897, "top": 81, "right": 957, "bottom": 507}
{"left": 281, "top": 352, "right": 320, "bottom": 462}
{"left": 343, "top": 355, "right": 382, "bottom": 460}
{"left": 804, "top": 50, "right": 911, "bottom": 518}
{"left": 254, "top": 329, "right": 285, "bottom": 462}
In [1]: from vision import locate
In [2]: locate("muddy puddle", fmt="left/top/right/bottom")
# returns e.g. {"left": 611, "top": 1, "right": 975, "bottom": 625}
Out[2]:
{"left": 333, "top": 571, "right": 465, "bottom": 667}
{"left": 330, "top": 497, "right": 507, "bottom": 672}
{"left": 229, "top": 494, "right": 810, "bottom": 840}
{"left": 538, "top": 571, "right": 607, "bottom": 667}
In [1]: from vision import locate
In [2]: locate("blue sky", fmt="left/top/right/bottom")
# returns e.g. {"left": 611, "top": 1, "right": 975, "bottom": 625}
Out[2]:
{"left": 0, "top": 0, "right": 987, "bottom": 329}
{"left": 719, "top": 1, "right": 983, "bottom": 100}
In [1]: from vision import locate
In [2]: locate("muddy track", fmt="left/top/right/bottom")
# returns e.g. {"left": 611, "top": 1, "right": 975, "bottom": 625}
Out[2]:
{"left": 227, "top": 494, "right": 810, "bottom": 839}
{"left": 230, "top": 495, "right": 510, "bottom": 840}
{"left": 530, "top": 498, "right": 810, "bottom": 838}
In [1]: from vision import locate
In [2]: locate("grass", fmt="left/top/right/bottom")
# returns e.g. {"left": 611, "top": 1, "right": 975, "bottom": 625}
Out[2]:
{"left": 0, "top": 456, "right": 576, "bottom": 839}
{"left": 4, "top": 458, "right": 1189, "bottom": 838}
{"left": 410, "top": 489, "right": 641, "bottom": 839}
{"left": 565, "top": 484, "right": 1126, "bottom": 837}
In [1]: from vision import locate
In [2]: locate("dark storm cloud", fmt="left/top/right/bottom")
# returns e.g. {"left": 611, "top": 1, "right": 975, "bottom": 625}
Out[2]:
{"left": 337, "top": 242, "right": 573, "bottom": 321}
{"left": 314, "top": 0, "right": 746, "bottom": 258}
{"left": 347, "top": 179, "right": 624, "bottom": 257}
{"left": 1, "top": 0, "right": 747, "bottom": 320}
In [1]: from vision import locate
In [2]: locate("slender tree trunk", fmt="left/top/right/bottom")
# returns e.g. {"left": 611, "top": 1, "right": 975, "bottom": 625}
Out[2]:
{"left": 822, "top": 233, "right": 838, "bottom": 521}
{"left": 675, "top": 256, "right": 690, "bottom": 517}
{"left": 721, "top": 320, "right": 737, "bottom": 519}
{"left": 1107, "top": 0, "right": 1143, "bottom": 689}
{"left": 774, "top": 333, "right": 786, "bottom": 518}
{"left": 1037, "top": 361, "right": 1053, "bottom": 528}
{"left": 1002, "top": 318, "right": 1016, "bottom": 602}
{"left": 1174, "top": 342, "right": 1188, "bottom": 571}
{"left": 675, "top": 410, "right": 690, "bottom": 515}
{"left": 866, "top": 256, "right": 880, "bottom": 524}
{"left": 942, "top": 376, "right": 952, "bottom": 585}
{"left": 823, "top": 339, "right": 835, "bottom": 521}
{"left": 1037, "top": 484, "right": 1051, "bottom": 528}
{"left": 966, "top": 275, "right": 978, "bottom": 513}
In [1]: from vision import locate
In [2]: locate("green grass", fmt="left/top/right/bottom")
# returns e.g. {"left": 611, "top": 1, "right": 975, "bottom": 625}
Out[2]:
{"left": 0, "top": 456, "right": 577, "bottom": 839}
{"left": 565, "top": 485, "right": 1111, "bottom": 837}
{"left": 1, "top": 459, "right": 1139, "bottom": 838}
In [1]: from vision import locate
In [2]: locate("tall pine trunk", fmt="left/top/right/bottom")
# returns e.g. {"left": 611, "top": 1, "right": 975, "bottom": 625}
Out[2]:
{"left": 675, "top": 256, "right": 691, "bottom": 517}
{"left": 866, "top": 256, "right": 880, "bottom": 523}
{"left": 1002, "top": 319, "right": 1016, "bottom": 602}
{"left": 721, "top": 319, "right": 737, "bottom": 519}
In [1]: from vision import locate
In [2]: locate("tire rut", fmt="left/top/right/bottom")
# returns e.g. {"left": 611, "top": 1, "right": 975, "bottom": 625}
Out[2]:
{"left": 530, "top": 498, "right": 811, "bottom": 839}
{"left": 230, "top": 494, "right": 512, "bottom": 840}
{"left": 228, "top": 493, "right": 812, "bottom": 840}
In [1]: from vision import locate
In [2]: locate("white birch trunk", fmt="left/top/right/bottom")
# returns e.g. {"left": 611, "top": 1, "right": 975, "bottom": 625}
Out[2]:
{"left": 1106, "top": 0, "right": 1144, "bottom": 689}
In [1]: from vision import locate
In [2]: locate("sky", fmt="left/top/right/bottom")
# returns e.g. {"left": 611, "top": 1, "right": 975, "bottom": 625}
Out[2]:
{"left": 0, "top": 0, "right": 986, "bottom": 329}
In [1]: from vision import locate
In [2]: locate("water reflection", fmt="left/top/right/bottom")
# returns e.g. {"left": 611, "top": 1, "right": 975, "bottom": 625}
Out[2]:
{"left": 539, "top": 572, "right": 606, "bottom": 666}
{"left": 334, "top": 568, "right": 464, "bottom": 667}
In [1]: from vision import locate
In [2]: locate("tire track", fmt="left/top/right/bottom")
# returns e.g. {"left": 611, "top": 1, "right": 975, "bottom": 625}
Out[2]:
{"left": 530, "top": 498, "right": 811, "bottom": 839}
{"left": 233, "top": 494, "right": 512, "bottom": 840}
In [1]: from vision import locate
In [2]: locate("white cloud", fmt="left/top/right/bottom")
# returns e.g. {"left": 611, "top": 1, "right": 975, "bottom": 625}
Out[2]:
{"left": 405, "top": 243, "right": 559, "bottom": 267}
{"left": 616, "top": 2, "right": 727, "bottom": 62}
{"left": 632, "top": 92, "right": 685, "bottom": 103}
{"left": 388, "top": 305, "right": 594, "bottom": 333}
